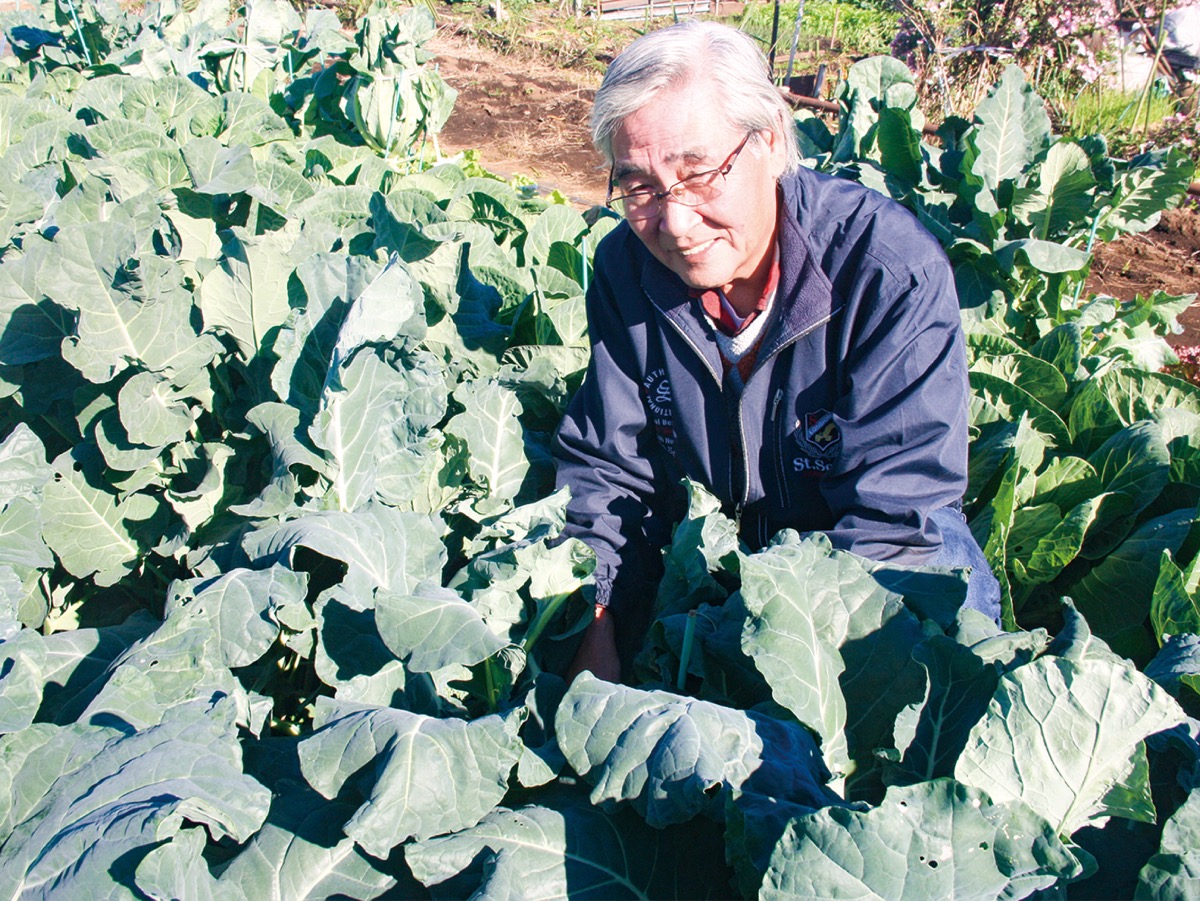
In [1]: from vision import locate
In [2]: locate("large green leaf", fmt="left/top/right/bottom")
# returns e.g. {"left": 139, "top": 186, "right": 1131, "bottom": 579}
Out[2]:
{"left": 1014, "top": 141, "right": 1096, "bottom": 239}
{"left": 1008, "top": 495, "right": 1104, "bottom": 588}
{"left": 523, "top": 204, "right": 588, "bottom": 267}
{"left": 165, "top": 565, "right": 307, "bottom": 669}
{"left": 275, "top": 250, "right": 433, "bottom": 410}
{"left": 312, "top": 587, "right": 402, "bottom": 699}
{"left": 197, "top": 225, "right": 299, "bottom": 362}
{"left": 375, "top": 582, "right": 507, "bottom": 672}
{"left": 994, "top": 238, "right": 1091, "bottom": 274}
{"left": 0, "top": 628, "right": 46, "bottom": 733}
{"left": 72, "top": 75, "right": 215, "bottom": 139}
{"left": 242, "top": 502, "right": 445, "bottom": 598}
{"left": 0, "top": 698, "right": 270, "bottom": 900}
{"left": 1136, "top": 778, "right": 1200, "bottom": 899}
{"left": 737, "top": 539, "right": 852, "bottom": 772}
{"left": 297, "top": 699, "right": 522, "bottom": 857}
{"left": 1144, "top": 632, "right": 1200, "bottom": 698}
{"left": 406, "top": 784, "right": 734, "bottom": 900}
{"left": 0, "top": 245, "right": 74, "bottom": 366}
{"left": 876, "top": 107, "right": 923, "bottom": 188}
{"left": 36, "top": 612, "right": 158, "bottom": 725}
{"left": 1101, "top": 147, "right": 1195, "bottom": 239}
{"left": 890, "top": 635, "right": 1000, "bottom": 784}
{"left": 42, "top": 223, "right": 205, "bottom": 383}
{"left": 555, "top": 675, "right": 842, "bottom": 828}
{"left": 970, "top": 371, "right": 1070, "bottom": 448}
{"left": 653, "top": 478, "right": 742, "bottom": 620}
{"left": 955, "top": 655, "right": 1185, "bottom": 834}
{"left": 760, "top": 779, "right": 1079, "bottom": 900}
{"left": 136, "top": 782, "right": 408, "bottom": 901}
{"left": 309, "top": 349, "right": 411, "bottom": 513}
{"left": 207, "top": 92, "right": 294, "bottom": 147}
{"left": 1151, "top": 550, "right": 1200, "bottom": 643}
{"left": 117, "top": 371, "right": 195, "bottom": 448}
{"left": 1067, "top": 508, "right": 1195, "bottom": 654}
{"left": 970, "top": 352, "right": 1069, "bottom": 411}
{"left": 40, "top": 451, "right": 158, "bottom": 585}
{"left": 1071, "top": 369, "right": 1200, "bottom": 461}
{"left": 970, "top": 65, "right": 1051, "bottom": 191}
{"left": 445, "top": 378, "right": 529, "bottom": 508}
{"left": 0, "top": 423, "right": 50, "bottom": 509}
{"left": 373, "top": 430, "right": 468, "bottom": 514}
{"left": 1081, "top": 420, "right": 1173, "bottom": 557}
{"left": 78, "top": 615, "right": 255, "bottom": 733}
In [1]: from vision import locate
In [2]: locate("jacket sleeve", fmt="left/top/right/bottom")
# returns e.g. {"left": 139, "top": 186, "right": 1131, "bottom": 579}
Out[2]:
{"left": 820, "top": 248, "right": 970, "bottom": 565}
{"left": 552, "top": 239, "right": 675, "bottom": 614}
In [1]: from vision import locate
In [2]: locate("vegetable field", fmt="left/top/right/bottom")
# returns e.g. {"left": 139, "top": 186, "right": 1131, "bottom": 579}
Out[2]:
{"left": 1, "top": 1, "right": 1200, "bottom": 898}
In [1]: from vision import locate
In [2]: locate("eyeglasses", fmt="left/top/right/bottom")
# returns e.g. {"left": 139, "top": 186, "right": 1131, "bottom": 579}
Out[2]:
{"left": 606, "top": 132, "right": 754, "bottom": 221}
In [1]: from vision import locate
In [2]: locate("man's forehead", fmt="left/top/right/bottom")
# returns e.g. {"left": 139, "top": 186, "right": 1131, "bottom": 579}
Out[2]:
{"left": 611, "top": 145, "right": 714, "bottom": 179}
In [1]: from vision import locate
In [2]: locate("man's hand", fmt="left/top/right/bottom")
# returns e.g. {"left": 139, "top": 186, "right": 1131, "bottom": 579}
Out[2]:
{"left": 566, "top": 605, "right": 621, "bottom": 683}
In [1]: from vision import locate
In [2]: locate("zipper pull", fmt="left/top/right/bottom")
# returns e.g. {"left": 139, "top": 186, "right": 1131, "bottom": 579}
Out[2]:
{"left": 770, "top": 387, "right": 784, "bottom": 422}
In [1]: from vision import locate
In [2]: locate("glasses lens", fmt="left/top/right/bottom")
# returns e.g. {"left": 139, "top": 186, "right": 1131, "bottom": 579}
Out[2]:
{"left": 673, "top": 168, "right": 725, "bottom": 207}
{"left": 612, "top": 170, "right": 727, "bottom": 220}
{"left": 611, "top": 193, "right": 655, "bottom": 220}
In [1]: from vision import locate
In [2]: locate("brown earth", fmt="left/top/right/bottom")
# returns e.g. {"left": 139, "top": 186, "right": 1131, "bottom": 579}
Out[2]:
{"left": 432, "top": 26, "right": 609, "bottom": 206}
{"left": 429, "top": 24, "right": 1200, "bottom": 342}
{"left": 1086, "top": 207, "right": 1200, "bottom": 344}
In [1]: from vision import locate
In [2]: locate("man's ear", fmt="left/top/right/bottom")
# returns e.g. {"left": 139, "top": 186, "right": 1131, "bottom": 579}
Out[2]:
{"left": 764, "top": 117, "right": 788, "bottom": 178}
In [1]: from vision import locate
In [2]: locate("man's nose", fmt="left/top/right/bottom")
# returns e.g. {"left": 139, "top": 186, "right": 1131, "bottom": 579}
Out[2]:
{"left": 656, "top": 196, "right": 700, "bottom": 235}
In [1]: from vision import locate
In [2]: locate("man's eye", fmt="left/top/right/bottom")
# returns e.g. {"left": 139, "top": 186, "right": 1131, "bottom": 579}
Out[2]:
{"left": 620, "top": 184, "right": 655, "bottom": 196}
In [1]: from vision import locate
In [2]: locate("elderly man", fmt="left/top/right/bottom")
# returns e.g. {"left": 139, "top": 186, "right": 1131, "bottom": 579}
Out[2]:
{"left": 554, "top": 20, "right": 999, "bottom": 681}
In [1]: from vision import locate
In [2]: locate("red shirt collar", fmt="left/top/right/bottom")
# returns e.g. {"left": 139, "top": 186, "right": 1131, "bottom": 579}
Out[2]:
{"left": 690, "top": 243, "right": 780, "bottom": 337}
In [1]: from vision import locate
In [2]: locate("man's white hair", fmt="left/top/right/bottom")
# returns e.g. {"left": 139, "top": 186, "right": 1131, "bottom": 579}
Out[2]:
{"left": 590, "top": 20, "right": 801, "bottom": 175}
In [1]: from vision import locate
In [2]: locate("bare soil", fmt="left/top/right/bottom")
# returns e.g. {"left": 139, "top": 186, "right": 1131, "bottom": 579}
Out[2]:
{"left": 429, "top": 21, "right": 1200, "bottom": 343}
{"left": 431, "top": 25, "right": 609, "bottom": 206}
{"left": 1086, "top": 208, "right": 1200, "bottom": 344}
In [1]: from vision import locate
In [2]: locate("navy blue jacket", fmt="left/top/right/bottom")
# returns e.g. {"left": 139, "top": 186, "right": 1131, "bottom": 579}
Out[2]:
{"left": 554, "top": 166, "right": 972, "bottom": 616}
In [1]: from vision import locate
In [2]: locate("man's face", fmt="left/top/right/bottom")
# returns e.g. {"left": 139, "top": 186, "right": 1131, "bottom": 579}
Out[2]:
{"left": 609, "top": 81, "right": 785, "bottom": 298}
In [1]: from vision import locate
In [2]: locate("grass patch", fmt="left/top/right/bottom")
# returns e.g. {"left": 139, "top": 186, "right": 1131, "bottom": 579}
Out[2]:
{"left": 1053, "top": 82, "right": 1179, "bottom": 143}
{"left": 738, "top": 0, "right": 899, "bottom": 60}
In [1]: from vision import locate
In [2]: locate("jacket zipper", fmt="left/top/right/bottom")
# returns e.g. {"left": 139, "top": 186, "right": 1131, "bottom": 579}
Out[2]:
{"left": 656, "top": 301, "right": 836, "bottom": 516}
{"left": 769, "top": 386, "right": 790, "bottom": 511}
{"left": 734, "top": 315, "right": 834, "bottom": 509}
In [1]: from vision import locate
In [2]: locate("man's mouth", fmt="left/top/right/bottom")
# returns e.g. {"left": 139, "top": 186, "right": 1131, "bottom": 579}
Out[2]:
{"left": 676, "top": 238, "right": 716, "bottom": 258}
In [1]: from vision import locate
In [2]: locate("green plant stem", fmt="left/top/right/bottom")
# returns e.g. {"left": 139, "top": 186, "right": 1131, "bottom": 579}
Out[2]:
{"left": 581, "top": 234, "right": 589, "bottom": 295}
{"left": 483, "top": 655, "right": 500, "bottom": 712}
{"left": 38, "top": 413, "right": 76, "bottom": 446}
{"left": 63, "top": 0, "right": 94, "bottom": 67}
{"left": 142, "top": 556, "right": 173, "bottom": 590}
{"left": 1071, "top": 210, "right": 1104, "bottom": 306}
{"left": 243, "top": 0, "right": 252, "bottom": 93}
{"left": 676, "top": 609, "right": 697, "bottom": 691}
{"left": 522, "top": 591, "right": 570, "bottom": 655}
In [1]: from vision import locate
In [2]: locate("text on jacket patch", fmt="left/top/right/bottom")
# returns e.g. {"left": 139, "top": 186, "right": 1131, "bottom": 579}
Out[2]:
{"left": 642, "top": 369, "right": 676, "bottom": 454}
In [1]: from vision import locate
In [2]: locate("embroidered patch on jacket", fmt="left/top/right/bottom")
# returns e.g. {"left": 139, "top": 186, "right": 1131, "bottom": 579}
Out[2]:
{"left": 642, "top": 368, "right": 676, "bottom": 455}
{"left": 792, "top": 409, "right": 841, "bottom": 474}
